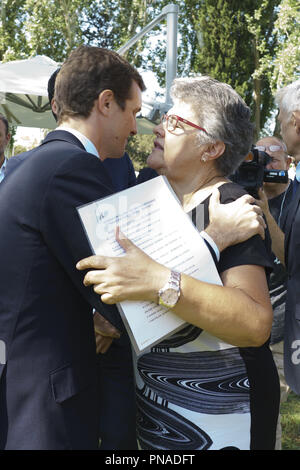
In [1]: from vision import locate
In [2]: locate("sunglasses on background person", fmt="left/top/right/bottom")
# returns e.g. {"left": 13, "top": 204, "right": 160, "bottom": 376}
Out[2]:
{"left": 254, "top": 144, "right": 287, "bottom": 153}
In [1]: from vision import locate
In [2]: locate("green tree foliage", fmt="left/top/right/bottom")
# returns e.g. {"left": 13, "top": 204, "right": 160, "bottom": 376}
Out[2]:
{"left": 129, "top": 0, "right": 286, "bottom": 137}
{"left": 126, "top": 133, "right": 155, "bottom": 171}
{"left": 24, "top": 0, "right": 88, "bottom": 61}
{"left": 244, "top": 0, "right": 280, "bottom": 138}
{"left": 179, "top": 0, "right": 280, "bottom": 139}
{"left": 0, "top": 0, "right": 30, "bottom": 61}
{"left": 81, "top": 0, "right": 155, "bottom": 68}
{"left": 272, "top": 0, "right": 300, "bottom": 89}
{"left": 13, "top": 144, "right": 29, "bottom": 155}
{"left": 0, "top": 0, "right": 91, "bottom": 63}
{"left": 0, "top": 0, "right": 299, "bottom": 142}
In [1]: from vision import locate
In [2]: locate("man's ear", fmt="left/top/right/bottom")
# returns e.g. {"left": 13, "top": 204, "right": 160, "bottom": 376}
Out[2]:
{"left": 292, "top": 110, "right": 300, "bottom": 135}
{"left": 97, "top": 89, "right": 115, "bottom": 116}
{"left": 5, "top": 133, "right": 11, "bottom": 146}
{"left": 286, "top": 156, "right": 292, "bottom": 169}
{"left": 51, "top": 98, "right": 58, "bottom": 115}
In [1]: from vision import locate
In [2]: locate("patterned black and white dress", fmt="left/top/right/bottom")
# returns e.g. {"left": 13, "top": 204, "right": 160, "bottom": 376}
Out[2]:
{"left": 134, "top": 183, "right": 280, "bottom": 450}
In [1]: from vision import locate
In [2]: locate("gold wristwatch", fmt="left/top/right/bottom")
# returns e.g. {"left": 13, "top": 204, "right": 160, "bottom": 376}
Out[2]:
{"left": 158, "top": 270, "right": 181, "bottom": 308}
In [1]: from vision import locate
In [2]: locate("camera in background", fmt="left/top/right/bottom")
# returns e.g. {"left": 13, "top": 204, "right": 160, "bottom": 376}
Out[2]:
{"left": 230, "top": 146, "right": 288, "bottom": 198}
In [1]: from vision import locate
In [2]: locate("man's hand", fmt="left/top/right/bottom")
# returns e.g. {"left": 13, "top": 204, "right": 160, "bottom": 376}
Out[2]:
{"left": 256, "top": 187, "right": 285, "bottom": 265}
{"left": 93, "top": 311, "right": 121, "bottom": 354}
{"left": 205, "top": 188, "right": 267, "bottom": 252}
{"left": 255, "top": 187, "right": 270, "bottom": 216}
{"left": 77, "top": 227, "right": 169, "bottom": 305}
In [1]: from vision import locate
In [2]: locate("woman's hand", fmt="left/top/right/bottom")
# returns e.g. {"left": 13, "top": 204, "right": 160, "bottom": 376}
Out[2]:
{"left": 95, "top": 332, "right": 113, "bottom": 354}
{"left": 255, "top": 187, "right": 271, "bottom": 216}
{"left": 93, "top": 311, "right": 120, "bottom": 354}
{"left": 205, "top": 188, "right": 266, "bottom": 252}
{"left": 76, "top": 227, "right": 169, "bottom": 304}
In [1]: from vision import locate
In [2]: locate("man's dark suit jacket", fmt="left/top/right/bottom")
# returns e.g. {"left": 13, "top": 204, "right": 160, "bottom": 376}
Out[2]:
{"left": 3, "top": 150, "right": 30, "bottom": 176}
{"left": 0, "top": 130, "right": 123, "bottom": 450}
{"left": 283, "top": 183, "right": 300, "bottom": 394}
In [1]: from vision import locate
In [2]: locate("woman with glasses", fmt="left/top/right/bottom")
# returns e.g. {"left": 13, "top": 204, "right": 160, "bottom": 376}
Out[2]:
{"left": 77, "top": 76, "right": 280, "bottom": 450}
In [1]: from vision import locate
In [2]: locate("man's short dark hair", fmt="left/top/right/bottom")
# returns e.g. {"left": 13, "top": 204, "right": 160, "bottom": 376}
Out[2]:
{"left": 48, "top": 68, "right": 60, "bottom": 121}
{"left": 54, "top": 46, "right": 146, "bottom": 123}
{"left": 0, "top": 113, "right": 9, "bottom": 135}
{"left": 48, "top": 68, "right": 61, "bottom": 104}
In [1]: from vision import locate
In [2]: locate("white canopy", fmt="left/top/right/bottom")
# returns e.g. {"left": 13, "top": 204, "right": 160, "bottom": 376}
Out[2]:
{"left": 0, "top": 55, "right": 156, "bottom": 133}
{"left": 0, "top": 55, "right": 57, "bottom": 95}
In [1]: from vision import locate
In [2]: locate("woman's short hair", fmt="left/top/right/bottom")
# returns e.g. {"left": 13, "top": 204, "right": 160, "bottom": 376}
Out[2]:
{"left": 170, "top": 76, "right": 254, "bottom": 176}
{"left": 54, "top": 46, "right": 145, "bottom": 123}
{"left": 275, "top": 79, "right": 300, "bottom": 120}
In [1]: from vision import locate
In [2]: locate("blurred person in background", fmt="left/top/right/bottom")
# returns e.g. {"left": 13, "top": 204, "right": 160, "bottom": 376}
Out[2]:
{"left": 254, "top": 136, "right": 293, "bottom": 449}
{"left": 195, "top": 79, "right": 300, "bottom": 398}
{"left": 0, "top": 114, "right": 11, "bottom": 183}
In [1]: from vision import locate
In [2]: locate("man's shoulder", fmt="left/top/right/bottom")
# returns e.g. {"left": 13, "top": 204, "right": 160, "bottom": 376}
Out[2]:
{"left": 42, "top": 129, "right": 86, "bottom": 151}
{"left": 7, "top": 130, "right": 105, "bottom": 184}
{"left": 41, "top": 131, "right": 114, "bottom": 189}
{"left": 4, "top": 150, "right": 32, "bottom": 176}
{"left": 31, "top": 130, "right": 90, "bottom": 166}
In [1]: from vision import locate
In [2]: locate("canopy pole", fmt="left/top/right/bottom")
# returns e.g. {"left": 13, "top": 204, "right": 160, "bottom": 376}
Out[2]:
{"left": 165, "top": 4, "right": 178, "bottom": 106}
{"left": 117, "top": 3, "right": 179, "bottom": 111}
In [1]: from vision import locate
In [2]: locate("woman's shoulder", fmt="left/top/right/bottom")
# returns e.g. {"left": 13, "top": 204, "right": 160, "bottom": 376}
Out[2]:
{"left": 216, "top": 183, "right": 273, "bottom": 273}
{"left": 218, "top": 182, "right": 249, "bottom": 204}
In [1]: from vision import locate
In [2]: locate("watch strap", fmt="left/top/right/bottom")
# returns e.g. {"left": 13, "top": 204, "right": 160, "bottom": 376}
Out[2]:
{"left": 158, "top": 270, "right": 181, "bottom": 308}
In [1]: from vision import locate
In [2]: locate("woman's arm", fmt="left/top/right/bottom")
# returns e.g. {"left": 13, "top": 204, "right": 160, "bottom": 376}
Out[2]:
{"left": 179, "top": 263, "right": 272, "bottom": 347}
{"left": 77, "top": 230, "right": 273, "bottom": 348}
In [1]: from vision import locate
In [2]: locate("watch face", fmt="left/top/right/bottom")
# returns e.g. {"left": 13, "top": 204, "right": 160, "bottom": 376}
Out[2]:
{"left": 161, "top": 288, "right": 179, "bottom": 306}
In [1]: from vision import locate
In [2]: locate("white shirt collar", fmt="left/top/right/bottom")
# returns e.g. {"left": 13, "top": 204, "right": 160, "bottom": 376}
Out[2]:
{"left": 56, "top": 126, "right": 99, "bottom": 159}
{"left": 0, "top": 157, "right": 8, "bottom": 183}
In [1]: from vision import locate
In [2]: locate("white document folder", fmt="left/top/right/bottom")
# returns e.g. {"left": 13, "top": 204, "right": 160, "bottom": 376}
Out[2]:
{"left": 77, "top": 176, "right": 222, "bottom": 354}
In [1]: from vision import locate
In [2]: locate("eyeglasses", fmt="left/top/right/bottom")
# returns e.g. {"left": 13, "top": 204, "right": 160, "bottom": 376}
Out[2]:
{"left": 161, "top": 114, "right": 208, "bottom": 134}
{"left": 254, "top": 144, "right": 287, "bottom": 153}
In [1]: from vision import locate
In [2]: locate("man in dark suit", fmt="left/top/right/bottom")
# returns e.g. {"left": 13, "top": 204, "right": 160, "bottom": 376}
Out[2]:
{"left": 274, "top": 80, "right": 300, "bottom": 395}
{"left": 0, "top": 45, "right": 145, "bottom": 450}
{"left": 4, "top": 65, "right": 139, "bottom": 451}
